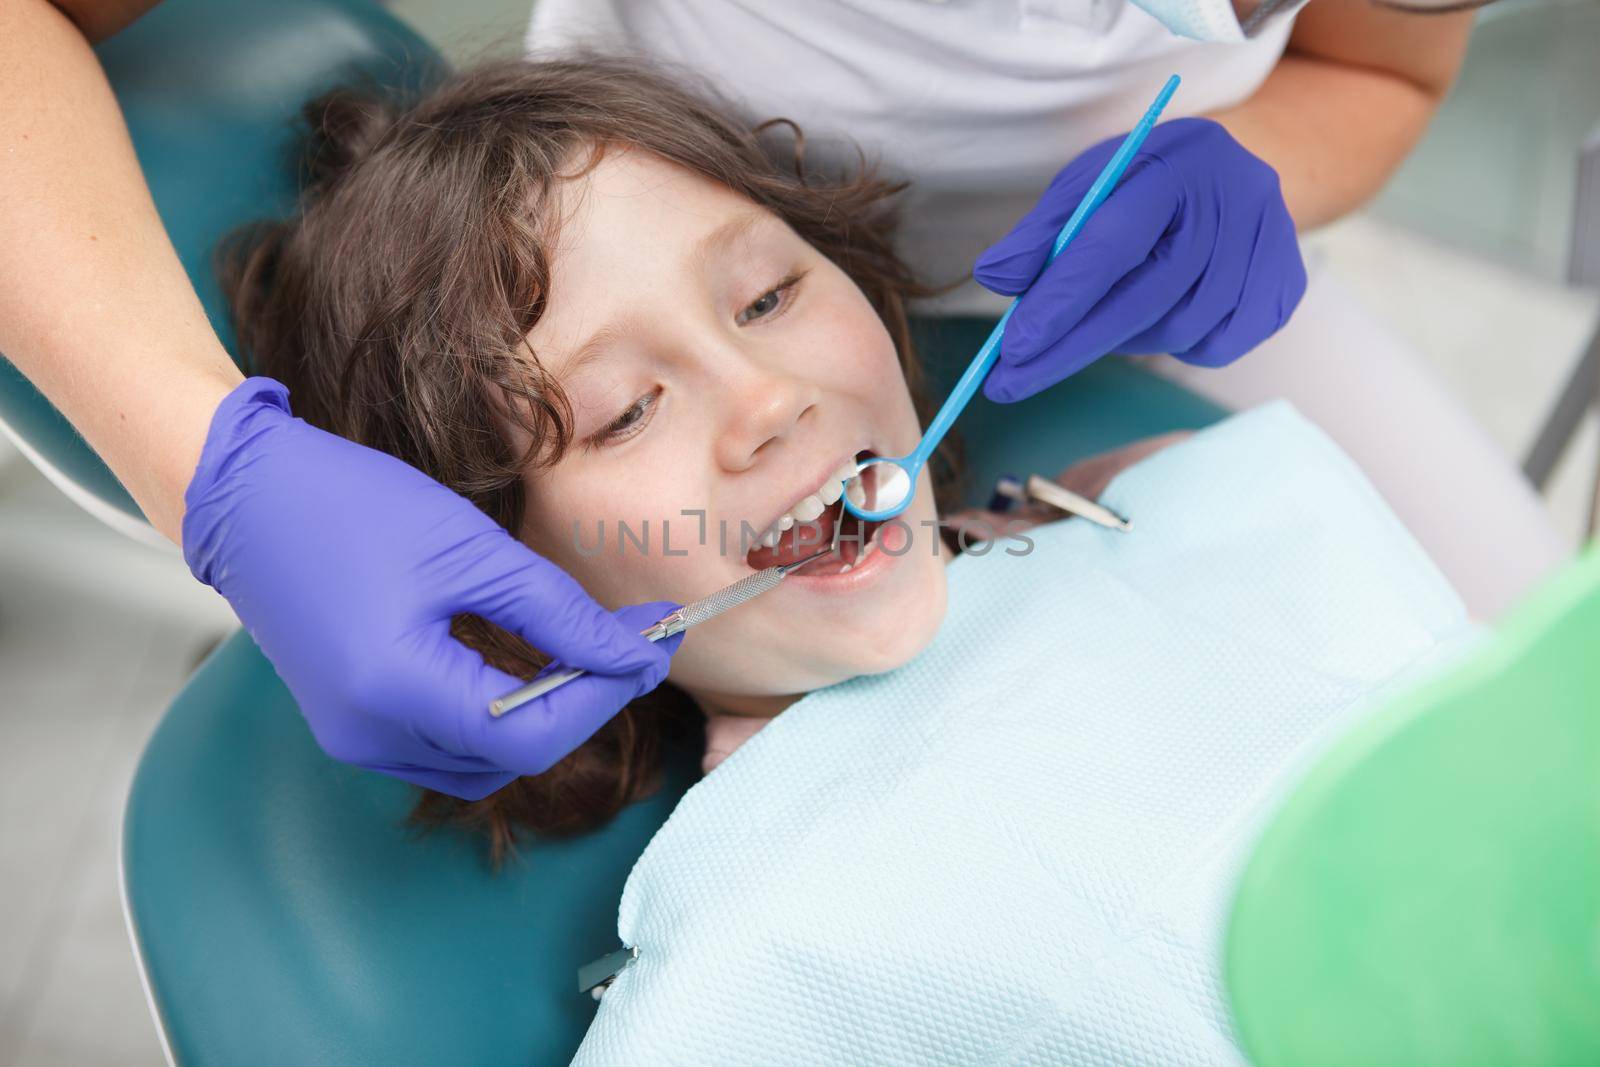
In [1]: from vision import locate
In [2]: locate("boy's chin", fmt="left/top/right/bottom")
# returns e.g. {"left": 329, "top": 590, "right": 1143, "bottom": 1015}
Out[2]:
{"left": 680, "top": 634, "right": 938, "bottom": 707}
{"left": 811, "top": 610, "right": 946, "bottom": 683}
{"left": 677, "top": 587, "right": 948, "bottom": 705}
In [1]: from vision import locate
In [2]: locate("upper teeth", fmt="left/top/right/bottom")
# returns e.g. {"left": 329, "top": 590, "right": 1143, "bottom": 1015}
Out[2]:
{"left": 755, "top": 459, "right": 860, "bottom": 548}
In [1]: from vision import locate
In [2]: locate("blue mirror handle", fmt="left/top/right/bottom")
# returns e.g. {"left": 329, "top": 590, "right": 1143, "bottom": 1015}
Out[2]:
{"left": 907, "top": 73, "right": 1182, "bottom": 473}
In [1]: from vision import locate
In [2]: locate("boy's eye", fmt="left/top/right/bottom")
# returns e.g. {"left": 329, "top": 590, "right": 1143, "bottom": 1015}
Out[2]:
{"left": 746, "top": 290, "right": 781, "bottom": 318}
{"left": 736, "top": 270, "right": 806, "bottom": 325}
{"left": 595, "top": 388, "right": 660, "bottom": 446}
{"left": 587, "top": 269, "right": 807, "bottom": 450}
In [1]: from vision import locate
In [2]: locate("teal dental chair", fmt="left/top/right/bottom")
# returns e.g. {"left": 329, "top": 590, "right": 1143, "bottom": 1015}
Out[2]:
{"left": 0, "top": 1, "right": 1227, "bottom": 1062}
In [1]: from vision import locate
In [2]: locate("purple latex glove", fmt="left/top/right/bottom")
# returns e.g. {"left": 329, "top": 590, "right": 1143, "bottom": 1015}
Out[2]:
{"left": 974, "top": 117, "right": 1306, "bottom": 402}
{"left": 182, "top": 378, "right": 680, "bottom": 800}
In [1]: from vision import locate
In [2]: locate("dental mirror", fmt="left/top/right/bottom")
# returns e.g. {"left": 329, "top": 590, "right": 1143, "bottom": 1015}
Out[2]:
{"left": 845, "top": 454, "right": 917, "bottom": 522}
{"left": 840, "top": 73, "right": 1181, "bottom": 524}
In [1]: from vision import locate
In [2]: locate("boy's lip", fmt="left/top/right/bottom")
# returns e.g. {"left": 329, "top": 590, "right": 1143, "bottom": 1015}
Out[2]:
{"left": 755, "top": 491, "right": 929, "bottom": 591}
{"left": 746, "top": 445, "right": 871, "bottom": 539}
{"left": 782, "top": 517, "right": 907, "bottom": 591}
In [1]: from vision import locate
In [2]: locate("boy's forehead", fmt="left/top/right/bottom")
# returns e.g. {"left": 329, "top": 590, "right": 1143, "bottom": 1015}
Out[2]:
{"left": 533, "top": 149, "right": 785, "bottom": 374}
{"left": 552, "top": 148, "right": 771, "bottom": 265}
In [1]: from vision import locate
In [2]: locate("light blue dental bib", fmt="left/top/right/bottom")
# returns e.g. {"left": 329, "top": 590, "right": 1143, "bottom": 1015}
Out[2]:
{"left": 575, "top": 403, "right": 1473, "bottom": 1066}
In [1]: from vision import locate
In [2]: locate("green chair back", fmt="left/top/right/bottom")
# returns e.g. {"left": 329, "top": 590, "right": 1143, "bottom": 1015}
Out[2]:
{"left": 1228, "top": 547, "right": 1600, "bottom": 1066}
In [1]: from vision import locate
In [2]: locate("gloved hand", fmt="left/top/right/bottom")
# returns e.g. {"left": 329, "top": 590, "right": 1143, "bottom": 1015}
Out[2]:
{"left": 974, "top": 117, "right": 1306, "bottom": 402}
{"left": 182, "top": 378, "right": 680, "bottom": 800}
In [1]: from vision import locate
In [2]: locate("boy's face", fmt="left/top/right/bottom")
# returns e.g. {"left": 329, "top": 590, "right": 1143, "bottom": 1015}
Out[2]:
{"left": 517, "top": 148, "right": 948, "bottom": 714}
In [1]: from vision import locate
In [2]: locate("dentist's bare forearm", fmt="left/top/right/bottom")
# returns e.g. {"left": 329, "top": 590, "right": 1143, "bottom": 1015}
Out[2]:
{"left": 0, "top": 0, "right": 241, "bottom": 543}
{"left": 1208, "top": 1, "right": 1474, "bottom": 230}
{"left": 1209, "top": 56, "right": 1440, "bottom": 228}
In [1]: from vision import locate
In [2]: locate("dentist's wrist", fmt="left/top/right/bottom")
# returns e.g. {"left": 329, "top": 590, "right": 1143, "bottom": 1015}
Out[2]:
{"left": 180, "top": 375, "right": 295, "bottom": 588}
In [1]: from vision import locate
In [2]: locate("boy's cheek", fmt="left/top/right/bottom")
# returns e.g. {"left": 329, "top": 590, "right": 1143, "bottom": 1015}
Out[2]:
{"left": 804, "top": 286, "right": 898, "bottom": 379}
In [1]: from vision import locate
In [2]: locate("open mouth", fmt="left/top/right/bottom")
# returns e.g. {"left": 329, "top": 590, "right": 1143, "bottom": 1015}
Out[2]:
{"left": 745, "top": 451, "right": 886, "bottom": 576}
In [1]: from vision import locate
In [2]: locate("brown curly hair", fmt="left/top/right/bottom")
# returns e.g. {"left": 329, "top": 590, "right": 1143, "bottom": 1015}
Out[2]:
{"left": 221, "top": 53, "right": 957, "bottom": 862}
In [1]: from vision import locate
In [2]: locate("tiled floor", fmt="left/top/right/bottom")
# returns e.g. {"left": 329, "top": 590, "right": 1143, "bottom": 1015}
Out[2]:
{"left": 2, "top": 1, "right": 1598, "bottom": 1063}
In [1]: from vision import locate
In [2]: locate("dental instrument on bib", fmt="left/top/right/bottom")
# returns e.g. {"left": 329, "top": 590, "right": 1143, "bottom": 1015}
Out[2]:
{"left": 994, "top": 473, "right": 1132, "bottom": 532}
{"left": 842, "top": 74, "right": 1181, "bottom": 524}
{"left": 489, "top": 542, "right": 838, "bottom": 718}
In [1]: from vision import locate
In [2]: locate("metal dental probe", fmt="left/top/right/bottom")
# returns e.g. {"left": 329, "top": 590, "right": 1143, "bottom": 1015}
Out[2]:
{"left": 488, "top": 542, "right": 839, "bottom": 718}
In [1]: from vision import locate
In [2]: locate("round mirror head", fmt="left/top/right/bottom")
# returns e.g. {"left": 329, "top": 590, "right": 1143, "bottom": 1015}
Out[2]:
{"left": 841, "top": 456, "right": 916, "bottom": 522}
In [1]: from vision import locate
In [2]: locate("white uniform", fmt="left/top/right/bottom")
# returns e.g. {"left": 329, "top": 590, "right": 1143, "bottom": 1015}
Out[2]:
{"left": 527, "top": 0, "right": 1571, "bottom": 617}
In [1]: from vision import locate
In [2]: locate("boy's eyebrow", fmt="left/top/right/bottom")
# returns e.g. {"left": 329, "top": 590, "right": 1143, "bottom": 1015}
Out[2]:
{"left": 688, "top": 210, "right": 768, "bottom": 271}
{"left": 563, "top": 210, "right": 773, "bottom": 372}
{"left": 563, "top": 320, "right": 626, "bottom": 376}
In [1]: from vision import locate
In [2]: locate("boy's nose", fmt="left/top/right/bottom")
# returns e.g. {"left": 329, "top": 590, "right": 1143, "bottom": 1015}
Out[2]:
{"left": 712, "top": 356, "right": 822, "bottom": 472}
